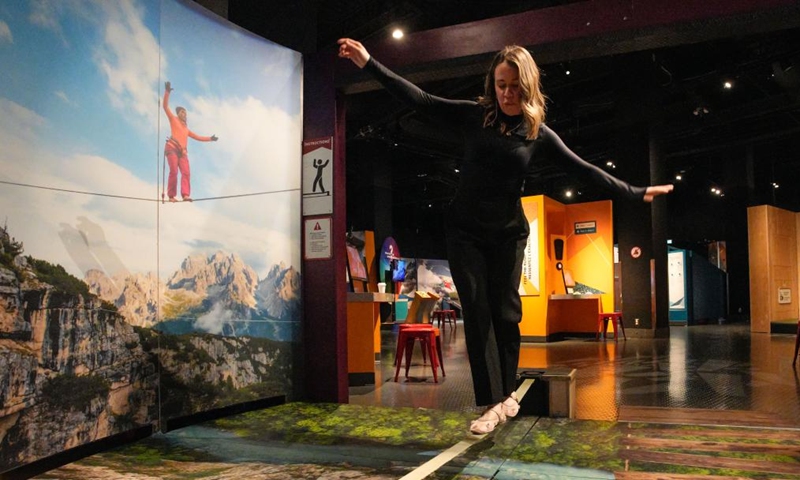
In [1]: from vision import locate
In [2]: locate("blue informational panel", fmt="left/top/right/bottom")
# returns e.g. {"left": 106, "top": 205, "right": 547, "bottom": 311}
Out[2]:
{"left": 668, "top": 248, "right": 688, "bottom": 322}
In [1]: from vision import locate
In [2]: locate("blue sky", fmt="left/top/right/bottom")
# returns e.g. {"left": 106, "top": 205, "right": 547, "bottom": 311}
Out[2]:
{"left": 0, "top": 0, "right": 302, "bottom": 279}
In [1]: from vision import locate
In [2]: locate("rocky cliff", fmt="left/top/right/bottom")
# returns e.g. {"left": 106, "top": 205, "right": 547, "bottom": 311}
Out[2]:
{"left": 256, "top": 262, "right": 301, "bottom": 321}
{"left": 144, "top": 329, "right": 293, "bottom": 419}
{"left": 0, "top": 262, "right": 158, "bottom": 471}
{"left": 0, "top": 229, "right": 297, "bottom": 471}
{"left": 84, "top": 269, "right": 162, "bottom": 328}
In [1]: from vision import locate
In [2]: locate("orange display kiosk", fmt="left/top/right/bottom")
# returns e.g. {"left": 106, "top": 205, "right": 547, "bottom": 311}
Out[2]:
{"left": 347, "top": 291, "right": 394, "bottom": 386}
{"left": 518, "top": 195, "right": 618, "bottom": 342}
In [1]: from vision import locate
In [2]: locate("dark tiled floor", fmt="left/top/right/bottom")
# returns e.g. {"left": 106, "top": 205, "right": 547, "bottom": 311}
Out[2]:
{"left": 351, "top": 322, "right": 800, "bottom": 427}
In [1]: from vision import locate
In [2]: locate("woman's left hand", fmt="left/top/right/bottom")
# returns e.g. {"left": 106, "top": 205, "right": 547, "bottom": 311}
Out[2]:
{"left": 337, "top": 38, "right": 370, "bottom": 68}
{"left": 643, "top": 184, "right": 674, "bottom": 202}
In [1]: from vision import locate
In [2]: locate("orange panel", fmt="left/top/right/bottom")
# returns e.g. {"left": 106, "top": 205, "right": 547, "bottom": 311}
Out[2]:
{"left": 346, "top": 302, "right": 379, "bottom": 375}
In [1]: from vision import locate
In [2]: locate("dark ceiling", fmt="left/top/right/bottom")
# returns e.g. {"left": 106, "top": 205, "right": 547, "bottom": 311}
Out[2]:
{"left": 227, "top": 0, "right": 800, "bottom": 257}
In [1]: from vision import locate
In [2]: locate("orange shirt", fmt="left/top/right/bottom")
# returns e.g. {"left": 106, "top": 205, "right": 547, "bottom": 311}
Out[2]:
{"left": 163, "top": 89, "right": 212, "bottom": 150}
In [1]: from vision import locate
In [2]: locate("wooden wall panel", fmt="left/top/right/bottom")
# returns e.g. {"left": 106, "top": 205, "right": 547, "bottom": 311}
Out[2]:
{"left": 748, "top": 205, "right": 799, "bottom": 333}
{"left": 747, "top": 206, "right": 770, "bottom": 332}
{"left": 769, "top": 207, "right": 798, "bottom": 322}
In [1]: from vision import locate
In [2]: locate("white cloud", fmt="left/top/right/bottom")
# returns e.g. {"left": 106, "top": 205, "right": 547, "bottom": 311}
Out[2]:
{"left": 0, "top": 20, "right": 12, "bottom": 44}
{"left": 54, "top": 90, "right": 77, "bottom": 107}
{"left": 262, "top": 49, "right": 300, "bottom": 81}
{"left": 1, "top": 141, "right": 299, "bottom": 281}
{"left": 183, "top": 94, "right": 302, "bottom": 198}
{"left": 0, "top": 98, "right": 47, "bottom": 145}
{"left": 158, "top": 192, "right": 300, "bottom": 278}
{"left": 195, "top": 302, "right": 233, "bottom": 335}
{"left": 28, "top": 0, "right": 63, "bottom": 34}
{"left": 93, "top": 0, "right": 162, "bottom": 131}
{"left": 0, "top": 95, "right": 299, "bottom": 280}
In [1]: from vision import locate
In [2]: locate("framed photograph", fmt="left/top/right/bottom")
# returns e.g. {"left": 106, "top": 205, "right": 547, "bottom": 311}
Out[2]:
{"left": 346, "top": 244, "right": 368, "bottom": 282}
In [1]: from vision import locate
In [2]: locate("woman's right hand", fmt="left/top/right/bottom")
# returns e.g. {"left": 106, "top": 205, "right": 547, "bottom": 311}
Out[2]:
{"left": 337, "top": 38, "right": 370, "bottom": 69}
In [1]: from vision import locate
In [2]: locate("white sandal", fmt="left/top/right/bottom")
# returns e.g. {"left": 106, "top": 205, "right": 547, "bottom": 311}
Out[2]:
{"left": 469, "top": 404, "right": 506, "bottom": 435}
{"left": 501, "top": 392, "right": 520, "bottom": 418}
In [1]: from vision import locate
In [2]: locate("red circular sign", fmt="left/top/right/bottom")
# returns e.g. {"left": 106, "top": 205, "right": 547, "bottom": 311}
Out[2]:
{"left": 631, "top": 246, "right": 642, "bottom": 258}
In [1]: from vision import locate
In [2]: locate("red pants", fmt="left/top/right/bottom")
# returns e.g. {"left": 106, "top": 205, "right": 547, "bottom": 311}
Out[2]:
{"left": 165, "top": 143, "right": 190, "bottom": 199}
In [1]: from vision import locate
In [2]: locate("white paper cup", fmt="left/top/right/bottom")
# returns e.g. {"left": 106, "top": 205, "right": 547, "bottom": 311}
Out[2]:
{"left": 377, "top": 282, "right": 386, "bottom": 293}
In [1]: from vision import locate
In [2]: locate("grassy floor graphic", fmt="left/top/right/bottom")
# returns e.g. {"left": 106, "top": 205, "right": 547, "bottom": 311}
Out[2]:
{"left": 33, "top": 403, "right": 800, "bottom": 479}
{"left": 212, "top": 402, "right": 473, "bottom": 448}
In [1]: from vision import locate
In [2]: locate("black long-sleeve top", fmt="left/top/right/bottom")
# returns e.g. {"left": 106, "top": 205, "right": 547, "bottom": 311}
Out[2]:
{"left": 363, "top": 57, "right": 646, "bottom": 232}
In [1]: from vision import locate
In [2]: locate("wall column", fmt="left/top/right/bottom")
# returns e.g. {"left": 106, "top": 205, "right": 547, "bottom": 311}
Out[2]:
{"left": 613, "top": 54, "right": 670, "bottom": 338}
{"left": 302, "top": 49, "right": 349, "bottom": 402}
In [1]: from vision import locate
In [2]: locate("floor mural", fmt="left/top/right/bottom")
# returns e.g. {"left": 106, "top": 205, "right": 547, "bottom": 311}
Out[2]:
{"left": 33, "top": 402, "right": 800, "bottom": 479}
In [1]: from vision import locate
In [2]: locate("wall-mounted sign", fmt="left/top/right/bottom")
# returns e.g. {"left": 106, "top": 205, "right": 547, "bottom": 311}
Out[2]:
{"left": 630, "top": 246, "right": 642, "bottom": 259}
{"left": 304, "top": 216, "right": 331, "bottom": 260}
{"left": 778, "top": 288, "right": 791, "bottom": 304}
{"left": 302, "top": 137, "right": 333, "bottom": 215}
{"left": 574, "top": 220, "right": 597, "bottom": 235}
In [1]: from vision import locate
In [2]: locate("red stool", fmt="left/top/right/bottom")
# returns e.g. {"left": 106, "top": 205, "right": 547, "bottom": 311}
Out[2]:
{"left": 394, "top": 324, "right": 444, "bottom": 382}
{"left": 793, "top": 320, "right": 800, "bottom": 366}
{"left": 397, "top": 324, "right": 445, "bottom": 377}
{"left": 432, "top": 309, "right": 457, "bottom": 331}
{"left": 597, "top": 312, "right": 626, "bottom": 341}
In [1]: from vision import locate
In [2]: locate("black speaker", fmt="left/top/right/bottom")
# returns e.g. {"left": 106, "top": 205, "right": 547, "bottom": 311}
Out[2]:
{"left": 554, "top": 238, "right": 564, "bottom": 261}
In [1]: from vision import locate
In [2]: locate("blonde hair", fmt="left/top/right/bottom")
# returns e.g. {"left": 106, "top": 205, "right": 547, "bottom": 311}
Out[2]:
{"left": 478, "top": 45, "right": 546, "bottom": 140}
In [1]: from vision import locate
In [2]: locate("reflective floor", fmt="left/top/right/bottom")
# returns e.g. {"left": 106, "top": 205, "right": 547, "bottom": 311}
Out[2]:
{"left": 351, "top": 322, "right": 800, "bottom": 428}
{"left": 32, "top": 321, "right": 800, "bottom": 479}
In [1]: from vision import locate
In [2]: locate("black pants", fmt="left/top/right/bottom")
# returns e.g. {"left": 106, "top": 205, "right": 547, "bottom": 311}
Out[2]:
{"left": 446, "top": 197, "right": 528, "bottom": 406}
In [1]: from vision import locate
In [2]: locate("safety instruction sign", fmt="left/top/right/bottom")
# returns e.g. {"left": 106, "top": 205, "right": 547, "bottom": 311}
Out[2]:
{"left": 304, "top": 217, "right": 331, "bottom": 260}
{"left": 302, "top": 137, "right": 333, "bottom": 215}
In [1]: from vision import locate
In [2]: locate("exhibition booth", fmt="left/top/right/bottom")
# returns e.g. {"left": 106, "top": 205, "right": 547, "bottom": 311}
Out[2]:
{"left": 342, "top": 194, "right": 621, "bottom": 386}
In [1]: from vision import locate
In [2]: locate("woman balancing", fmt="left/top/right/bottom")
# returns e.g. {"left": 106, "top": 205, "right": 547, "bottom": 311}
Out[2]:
{"left": 338, "top": 38, "right": 673, "bottom": 435}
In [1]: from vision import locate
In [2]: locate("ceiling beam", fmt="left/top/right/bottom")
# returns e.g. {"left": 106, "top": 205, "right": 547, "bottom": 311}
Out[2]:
{"left": 336, "top": 0, "right": 800, "bottom": 93}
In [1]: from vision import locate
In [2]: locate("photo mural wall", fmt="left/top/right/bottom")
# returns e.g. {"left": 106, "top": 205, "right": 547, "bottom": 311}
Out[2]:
{"left": 398, "top": 258, "right": 457, "bottom": 304}
{"left": 0, "top": 0, "right": 302, "bottom": 472}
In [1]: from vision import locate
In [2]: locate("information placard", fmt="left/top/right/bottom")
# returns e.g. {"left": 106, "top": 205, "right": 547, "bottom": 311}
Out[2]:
{"left": 304, "top": 217, "right": 331, "bottom": 260}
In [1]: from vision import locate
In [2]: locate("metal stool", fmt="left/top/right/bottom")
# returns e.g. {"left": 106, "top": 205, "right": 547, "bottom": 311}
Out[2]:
{"left": 432, "top": 309, "right": 457, "bottom": 331}
{"left": 597, "top": 312, "right": 626, "bottom": 341}
{"left": 394, "top": 324, "right": 444, "bottom": 382}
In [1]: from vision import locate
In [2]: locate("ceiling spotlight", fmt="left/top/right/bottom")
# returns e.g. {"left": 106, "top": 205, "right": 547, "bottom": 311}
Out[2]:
{"left": 454, "top": 168, "right": 460, "bottom": 173}
{"left": 392, "top": 28, "right": 404, "bottom": 39}
{"left": 565, "top": 190, "right": 573, "bottom": 198}
{"left": 772, "top": 182, "right": 780, "bottom": 189}
{"left": 605, "top": 161, "right": 616, "bottom": 169}
{"left": 675, "top": 174, "right": 682, "bottom": 181}
{"left": 565, "top": 69, "right": 571, "bottom": 76}
{"left": 723, "top": 80, "right": 733, "bottom": 90}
